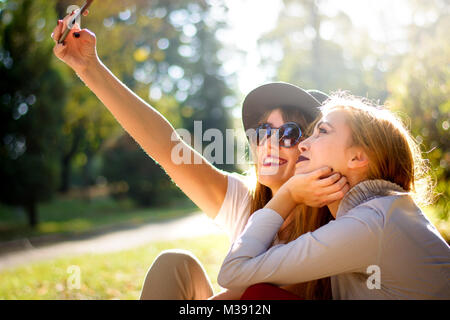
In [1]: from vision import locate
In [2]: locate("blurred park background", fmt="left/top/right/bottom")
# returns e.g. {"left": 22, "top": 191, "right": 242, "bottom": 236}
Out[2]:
{"left": 0, "top": 0, "right": 449, "bottom": 299}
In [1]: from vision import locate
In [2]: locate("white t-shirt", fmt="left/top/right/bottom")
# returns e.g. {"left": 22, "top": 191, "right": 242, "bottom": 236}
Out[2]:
{"left": 212, "top": 173, "right": 253, "bottom": 243}
{"left": 213, "top": 172, "right": 285, "bottom": 246}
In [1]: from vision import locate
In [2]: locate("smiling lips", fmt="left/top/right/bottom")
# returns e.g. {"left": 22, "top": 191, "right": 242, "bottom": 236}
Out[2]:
{"left": 262, "top": 155, "right": 288, "bottom": 167}
{"left": 262, "top": 155, "right": 309, "bottom": 166}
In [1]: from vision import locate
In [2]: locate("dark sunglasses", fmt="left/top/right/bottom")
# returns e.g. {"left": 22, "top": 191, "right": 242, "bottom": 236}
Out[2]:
{"left": 255, "top": 122, "right": 303, "bottom": 148}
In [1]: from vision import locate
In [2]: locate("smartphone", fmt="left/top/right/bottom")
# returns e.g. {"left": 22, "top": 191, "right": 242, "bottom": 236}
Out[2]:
{"left": 58, "top": 0, "right": 94, "bottom": 44}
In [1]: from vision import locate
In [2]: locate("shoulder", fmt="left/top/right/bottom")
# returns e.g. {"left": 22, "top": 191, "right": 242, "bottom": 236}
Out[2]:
{"left": 228, "top": 172, "right": 253, "bottom": 190}
{"left": 338, "top": 198, "right": 387, "bottom": 229}
{"left": 341, "top": 194, "right": 418, "bottom": 229}
{"left": 224, "top": 172, "right": 254, "bottom": 203}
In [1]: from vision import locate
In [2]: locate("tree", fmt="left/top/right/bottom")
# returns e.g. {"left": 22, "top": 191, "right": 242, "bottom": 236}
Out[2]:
{"left": 54, "top": 0, "right": 235, "bottom": 196}
{"left": 259, "top": 0, "right": 389, "bottom": 99}
{"left": 54, "top": 0, "right": 125, "bottom": 192}
{"left": 0, "top": 0, "right": 65, "bottom": 226}
{"left": 102, "top": 133, "right": 185, "bottom": 206}
{"left": 386, "top": 2, "right": 450, "bottom": 213}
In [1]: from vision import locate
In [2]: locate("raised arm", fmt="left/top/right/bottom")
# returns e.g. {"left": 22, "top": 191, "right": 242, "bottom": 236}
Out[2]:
{"left": 51, "top": 15, "right": 227, "bottom": 218}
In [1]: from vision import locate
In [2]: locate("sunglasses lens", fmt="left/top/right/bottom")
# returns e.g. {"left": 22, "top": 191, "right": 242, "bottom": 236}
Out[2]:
{"left": 256, "top": 123, "right": 302, "bottom": 147}
{"left": 280, "top": 123, "right": 301, "bottom": 147}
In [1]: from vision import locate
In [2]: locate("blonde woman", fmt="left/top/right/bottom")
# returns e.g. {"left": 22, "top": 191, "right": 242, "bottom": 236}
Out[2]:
{"left": 51, "top": 14, "right": 348, "bottom": 299}
{"left": 218, "top": 93, "right": 450, "bottom": 299}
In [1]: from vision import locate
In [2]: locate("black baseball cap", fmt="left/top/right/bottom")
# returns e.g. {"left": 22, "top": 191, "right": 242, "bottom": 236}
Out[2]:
{"left": 241, "top": 82, "right": 328, "bottom": 133}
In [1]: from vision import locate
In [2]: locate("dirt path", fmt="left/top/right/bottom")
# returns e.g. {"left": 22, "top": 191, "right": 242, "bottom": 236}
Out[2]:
{"left": 0, "top": 212, "right": 227, "bottom": 271}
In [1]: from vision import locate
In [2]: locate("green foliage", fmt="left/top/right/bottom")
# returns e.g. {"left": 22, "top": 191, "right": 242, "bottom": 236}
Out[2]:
{"left": 0, "top": 0, "right": 65, "bottom": 226}
{"left": 0, "top": 195, "right": 196, "bottom": 242}
{"left": 262, "top": 0, "right": 449, "bottom": 217}
{"left": 54, "top": 0, "right": 235, "bottom": 191}
{"left": 387, "top": 14, "right": 450, "bottom": 212}
{"left": 75, "top": 0, "right": 236, "bottom": 202}
{"left": 102, "top": 134, "right": 186, "bottom": 207}
{"left": 259, "top": 0, "right": 388, "bottom": 99}
{"left": 1, "top": 0, "right": 235, "bottom": 228}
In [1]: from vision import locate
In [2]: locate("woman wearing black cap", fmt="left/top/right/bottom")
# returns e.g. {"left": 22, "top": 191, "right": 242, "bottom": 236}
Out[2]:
{"left": 51, "top": 14, "right": 349, "bottom": 300}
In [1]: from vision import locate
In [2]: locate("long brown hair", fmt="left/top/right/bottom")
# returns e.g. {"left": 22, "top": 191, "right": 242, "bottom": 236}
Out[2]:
{"left": 246, "top": 105, "right": 333, "bottom": 300}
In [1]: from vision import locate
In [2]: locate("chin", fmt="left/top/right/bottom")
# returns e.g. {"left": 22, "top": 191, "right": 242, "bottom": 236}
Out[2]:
{"left": 294, "top": 164, "right": 311, "bottom": 175}
{"left": 259, "top": 173, "right": 282, "bottom": 186}
{"left": 258, "top": 171, "right": 289, "bottom": 190}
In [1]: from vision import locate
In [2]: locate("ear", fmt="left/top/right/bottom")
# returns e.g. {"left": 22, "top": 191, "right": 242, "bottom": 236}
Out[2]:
{"left": 347, "top": 147, "right": 369, "bottom": 169}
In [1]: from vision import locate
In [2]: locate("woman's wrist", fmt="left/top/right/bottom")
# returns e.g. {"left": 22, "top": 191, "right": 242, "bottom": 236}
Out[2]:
{"left": 76, "top": 56, "right": 103, "bottom": 82}
{"left": 265, "top": 185, "right": 296, "bottom": 219}
{"left": 284, "top": 175, "right": 306, "bottom": 204}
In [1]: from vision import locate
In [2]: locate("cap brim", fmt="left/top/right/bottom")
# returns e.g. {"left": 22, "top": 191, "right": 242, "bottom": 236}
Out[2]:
{"left": 307, "top": 89, "right": 329, "bottom": 104}
{"left": 242, "top": 82, "right": 321, "bottom": 133}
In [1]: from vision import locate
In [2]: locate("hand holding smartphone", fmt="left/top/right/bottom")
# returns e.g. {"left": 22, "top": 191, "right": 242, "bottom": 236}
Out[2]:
{"left": 58, "top": 0, "right": 94, "bottom": 44}
{"left": 51, "top": 0, "right": 98, "bottom": 74}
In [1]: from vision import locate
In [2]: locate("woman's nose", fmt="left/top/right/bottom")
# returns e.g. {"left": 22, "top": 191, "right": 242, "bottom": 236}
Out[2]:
{"left": 298, "top": 137, "right": 309, "bottom": 152}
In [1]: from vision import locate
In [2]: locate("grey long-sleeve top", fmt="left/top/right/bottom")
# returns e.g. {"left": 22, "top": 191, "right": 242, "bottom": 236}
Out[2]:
{"left": 217, "top": 179, "right": 450, "bottom": 299}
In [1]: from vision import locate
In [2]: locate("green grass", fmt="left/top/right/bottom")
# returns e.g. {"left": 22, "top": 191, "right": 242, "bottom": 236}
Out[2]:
{"left": 0, "top": 234, "right": 230, "bottom": 300}
{"left": 0, "top": 196, "right": 198, "bottom": 242}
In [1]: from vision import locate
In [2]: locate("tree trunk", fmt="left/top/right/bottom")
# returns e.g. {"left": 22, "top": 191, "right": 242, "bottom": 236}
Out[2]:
{"left": 59, "top": 155, "right": 71, "bottom": 193}
{"left": 26, "top": 201, "right": 38, "bottom": 228}
{"left": 81, "top": 150, "right": 95, "bottom": 202}
{"left": 59, "top": 125, "right": 82, "bottom": 193}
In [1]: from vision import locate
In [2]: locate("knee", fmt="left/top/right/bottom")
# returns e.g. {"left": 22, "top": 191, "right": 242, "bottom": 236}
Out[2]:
{"left": 151, "top": 249, "right": 199, "bottom": 270}
{"left": 141, "top": 249, "right": 212, "bottom": 300}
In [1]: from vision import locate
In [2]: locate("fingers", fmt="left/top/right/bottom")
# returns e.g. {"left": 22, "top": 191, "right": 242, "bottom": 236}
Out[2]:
{"left": 318, "top": 172, "right": 341, "bottom": 187}
{"left": 314, "top": 174, "right": 350, "bottom": 207}
{"left": 53, "top": 40, "right": 67, "bottom": 57}
{"left": 51, "top": 20, "right": 64, "bottom": 43}
{"left": 322, "top": 175, "right": 348, "bottom": 194}
{"left": 52, "top": 11, "right": 81, "bottom": 41}
{"left": 309, "top": 166, "right": 333, "bottom": 179}
{"left": 320, "top": 182, "right": 350, "bottom": 206}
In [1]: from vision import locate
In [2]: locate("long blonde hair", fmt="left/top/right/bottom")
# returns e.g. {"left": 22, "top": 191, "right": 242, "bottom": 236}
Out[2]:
{"left": 246, "top": 105, "right": 333, "bottom": 300}
{"left": 319, "top": 92, "right": 434, "bottom": 207}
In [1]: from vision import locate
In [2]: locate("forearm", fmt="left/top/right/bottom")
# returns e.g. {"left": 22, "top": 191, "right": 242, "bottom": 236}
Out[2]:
{"left": 217, "top": 208, "right": 284, "bottom": 289}
{"left": 264, "top": 186, "right": 296, "bottom": 219}
{"left": 218, "top": 207, "right": 381, "bottom": 289}
{"left": 77, "top": 58, "right": 177, "bottom": 164}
